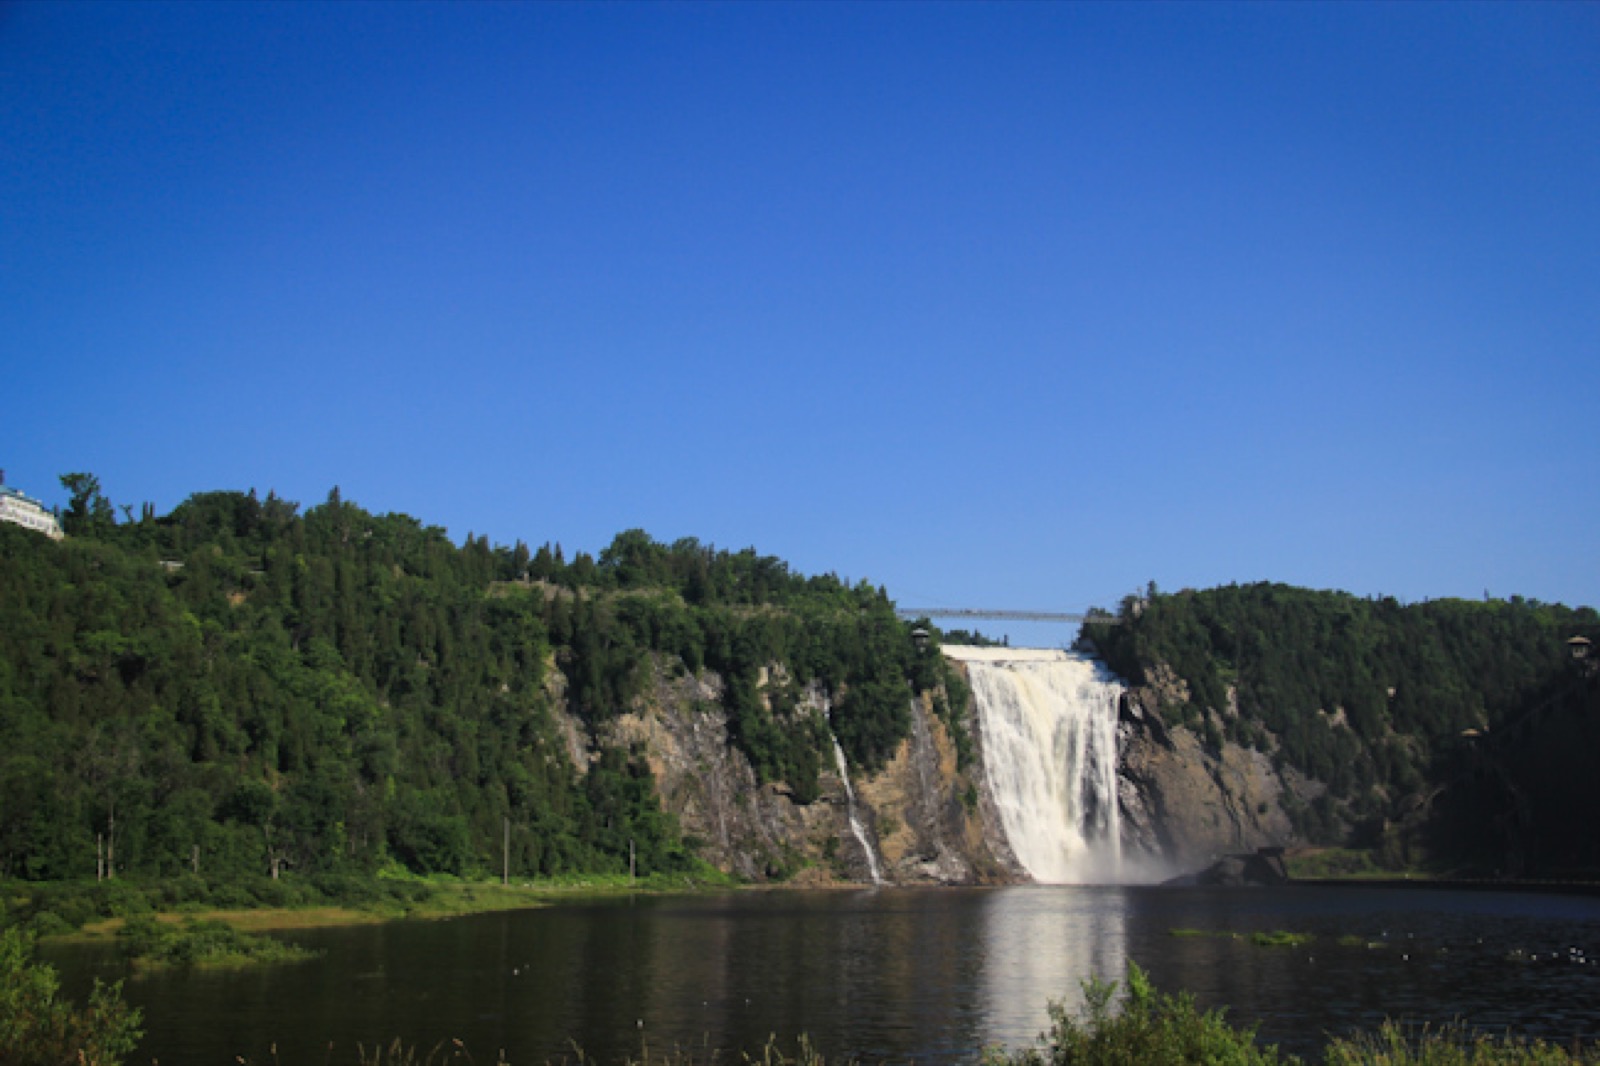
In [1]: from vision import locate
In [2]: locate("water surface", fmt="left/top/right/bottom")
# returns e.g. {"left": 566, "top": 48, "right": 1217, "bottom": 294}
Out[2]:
{"left": 47, "top": 885, "right": 1600, "bottom": 1064}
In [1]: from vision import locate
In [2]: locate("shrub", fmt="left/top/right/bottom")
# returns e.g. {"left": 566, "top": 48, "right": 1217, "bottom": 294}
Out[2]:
{"left": 246, "top": 877, "right": 301, "bottom": 908}
{"left": 33, "top": 886, "right": 97, "bottom": 930}
{"left": 150, "top": 874, "right": 209, "bottom": 908}
{"left": 312, "top": 872, "right": 384, "bottom": 906}
{"left": 91, "top": 881, "right": 153, "bottom": 920}
{"left": 201, "top": 881, "right": 256, "bottom": 909}
{"left": 117, "top": 916, "right": 319, "bottom": 969}
{"left": 0, "top": 927, "right": 142, "bottom": 1066}
{"left": 987, "top": 962, "right": 1289, "bottom": 1066}
{"left": 23, "top": 911, "right": 73, "bottom": 940}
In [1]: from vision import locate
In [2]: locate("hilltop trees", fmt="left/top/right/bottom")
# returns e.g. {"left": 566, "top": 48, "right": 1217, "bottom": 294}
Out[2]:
{"left": 57, "top": 473, "right": 116, "bottom": 537}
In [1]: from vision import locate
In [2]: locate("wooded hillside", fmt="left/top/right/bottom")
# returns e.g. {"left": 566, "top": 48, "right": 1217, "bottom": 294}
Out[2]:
{"left": 1085, "top": 583, "right": 1600, "bottom": 869}
{"left": 0, "top": 480, "right": 947, "bottom": 884}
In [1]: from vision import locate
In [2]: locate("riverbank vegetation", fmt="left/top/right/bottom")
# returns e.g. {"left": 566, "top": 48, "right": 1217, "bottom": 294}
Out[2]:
{"left": 2, "top": 867, "right": 737, "bottom": 945}
{"left": 116, "top": 915, "right": 320, "bottom": 970}
{"left": 1284, "top": 847, "right": 1410, "bottom": 880}
{"left": 1166, "top": 928, "right": 1314, "bottom": 948}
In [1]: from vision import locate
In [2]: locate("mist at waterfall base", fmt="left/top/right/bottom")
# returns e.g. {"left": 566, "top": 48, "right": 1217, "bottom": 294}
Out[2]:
{"left": 947, "top": 646, "right": 1175, "bottom": 885}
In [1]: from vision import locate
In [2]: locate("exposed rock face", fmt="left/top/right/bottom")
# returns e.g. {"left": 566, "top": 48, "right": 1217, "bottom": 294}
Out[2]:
{"left": 854, "top": 692, "right": 1014, "bottom": 884}
{"left": 604, "top": 659, "right": 832, "bottom": 881}
{"left": 602, "top": 657, "right": 1011, "bottom": 884}
{"left": 1117, "top": 685, "right": 1316, "bottom": 872}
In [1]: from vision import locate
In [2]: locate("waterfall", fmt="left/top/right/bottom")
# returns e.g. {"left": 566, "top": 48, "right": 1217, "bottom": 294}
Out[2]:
{"left": 830, "top": 732, "right": 885, "bottom": 885}
{"left": 947, "top": 646, "right": 1125, "bottom": 884}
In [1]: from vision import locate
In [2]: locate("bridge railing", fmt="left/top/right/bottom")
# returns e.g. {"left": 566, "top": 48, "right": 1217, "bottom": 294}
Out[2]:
{"left": 893, "top": 607, "right": 1123, "bottom": 625}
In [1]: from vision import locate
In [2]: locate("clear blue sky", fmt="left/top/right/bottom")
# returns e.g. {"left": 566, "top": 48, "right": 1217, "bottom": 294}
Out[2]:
{"left": 4, "top": 1, "right": 1597, "bottom": 642}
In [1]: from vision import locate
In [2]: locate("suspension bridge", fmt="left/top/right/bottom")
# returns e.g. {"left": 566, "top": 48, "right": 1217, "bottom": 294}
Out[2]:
{"left": 893, "top": 606, "right": 1123, "bottom": 625}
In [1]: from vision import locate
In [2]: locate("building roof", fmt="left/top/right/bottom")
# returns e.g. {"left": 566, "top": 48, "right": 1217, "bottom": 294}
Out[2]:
{"left": 0, "top": 485, "right": 50, "bottom": 508}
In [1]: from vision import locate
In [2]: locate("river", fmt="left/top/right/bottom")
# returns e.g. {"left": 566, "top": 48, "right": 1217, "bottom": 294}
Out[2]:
{"left": 45, "top": 885, "right": 1600, "bottom": 1064}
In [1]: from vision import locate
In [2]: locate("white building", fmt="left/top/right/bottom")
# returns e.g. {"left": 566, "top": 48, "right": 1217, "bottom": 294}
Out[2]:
{"left": 0, "top": 479, "right": 65, "bottom": 540}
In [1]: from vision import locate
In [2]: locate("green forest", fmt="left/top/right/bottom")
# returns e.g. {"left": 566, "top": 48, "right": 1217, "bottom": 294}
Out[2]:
{"left": 1084, "top": 583, "right": 1600, "bottom": 871}
{"left": 0, "top": 477, "right": 955, "bottom": 891}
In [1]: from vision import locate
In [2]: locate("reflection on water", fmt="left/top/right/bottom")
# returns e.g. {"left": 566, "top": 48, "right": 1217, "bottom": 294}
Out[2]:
{"left": 43, "top": 886, "right": 1600, "bottom": 1066}
{"left": 980, "top": 887, "right": 1127, "bottom": 1045}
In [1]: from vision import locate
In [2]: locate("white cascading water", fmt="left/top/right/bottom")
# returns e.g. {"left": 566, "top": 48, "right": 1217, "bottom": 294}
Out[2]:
{"left": 945, "top": 646, "right": 1125, "bottom": 884}
{"left": 830, "top": 733, "right": 885, "bottom": 885}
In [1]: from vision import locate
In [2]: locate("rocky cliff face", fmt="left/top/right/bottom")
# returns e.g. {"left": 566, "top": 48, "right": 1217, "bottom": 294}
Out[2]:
{"left": 598, "top": 656, "right": 1012, "bottom": 884}
{"left": 581, "top": 652, "right": 1313, "bottom": 885}
{"left": 854, "top": 691, "right": 1015, "bottom": 884}
{"left": 1115, "top": 682, "right": 1318, "bottom": 872}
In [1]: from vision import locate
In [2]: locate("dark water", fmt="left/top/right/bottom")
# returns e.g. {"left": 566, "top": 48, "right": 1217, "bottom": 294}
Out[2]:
{"left": 45, "top": 885, "right": 1600, "bottom": 1064}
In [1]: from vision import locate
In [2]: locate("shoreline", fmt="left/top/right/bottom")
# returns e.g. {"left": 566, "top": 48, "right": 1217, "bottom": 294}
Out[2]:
{"left": 1291, "top": 876, "right": 1600, "bottom": 898}
{"left": 45, "top": 877, "right": 726, "bottom": 945}
{"left": 35, "top": 870, "right": 1600, "bottom": 947}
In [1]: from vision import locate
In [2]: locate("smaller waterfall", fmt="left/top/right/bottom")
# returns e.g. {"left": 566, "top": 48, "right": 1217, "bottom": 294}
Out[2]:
{"left": 831, "top": 734, "right": 885, "bottom": 885}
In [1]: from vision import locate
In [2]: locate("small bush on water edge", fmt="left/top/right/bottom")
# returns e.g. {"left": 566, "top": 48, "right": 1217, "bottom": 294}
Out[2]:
{"left": 117, "top": 915, "right": 321, "bottom": 970}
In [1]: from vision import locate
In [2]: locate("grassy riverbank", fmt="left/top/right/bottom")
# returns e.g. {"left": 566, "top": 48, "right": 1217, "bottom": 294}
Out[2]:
{"left": 2, "top": 867, "right": 738, "bottom": 946}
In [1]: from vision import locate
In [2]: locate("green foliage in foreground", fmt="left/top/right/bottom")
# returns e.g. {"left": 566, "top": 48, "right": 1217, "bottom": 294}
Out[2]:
{"left": 303, "top": 1023, "right": 1600, "bottom": 1066}
{"left": 117, "top": 915, "right": 320, "bottom": 969}
{"left": 988, "top": 962, "right": 1288, "bottom": 1066}
{"left": 977, "top": 963, "right": 1599, "bottom": 1066}
{"left": 1324, "top": 1022, "right": 1600, "bottom": 1065}
{"left": 0, "top": 927, "right": 142, "bottom": 1066}
{"left": 350, "top": 1034, "right": 831, "bottom": 1066}
{"left": 233, "top": 1009, "right": 1600, "bottom": 1066}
